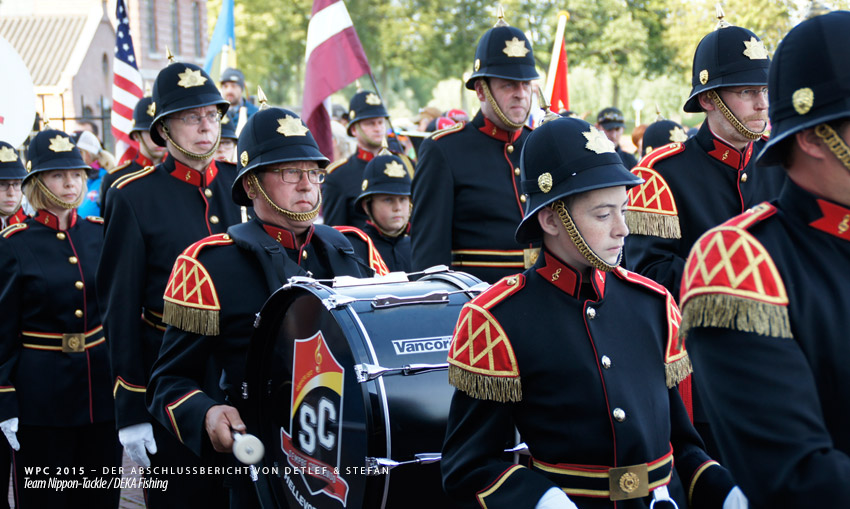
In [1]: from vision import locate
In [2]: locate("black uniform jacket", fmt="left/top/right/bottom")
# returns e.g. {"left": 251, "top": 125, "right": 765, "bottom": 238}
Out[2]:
{"left": 682, "top": 179, "right": 850, "bottom": 507}
{"left": 322, "top": 148, "right": 372, "bottom": 229}
{"left": 337, "top": 222, "right": 411, "bottom": 274}
{"left": 442, "top": 249, "right": 735, "bottom": 509}
{"left": 411, "top": 111, "right": 538, "bottom": 284}
{"left": 0, "top": 210, "right": 113, "bottom": 426}
{"left": 625, "top": 122, "right": 785, "bottom": 297}
{"left": 100, "top": 152, "right": 155, "bottom": 210}
{"left": 147, "top": 219, "right": 367, "bottom": 455}
{"left": 97, "top": 156, "right": 245, "bottom": 428}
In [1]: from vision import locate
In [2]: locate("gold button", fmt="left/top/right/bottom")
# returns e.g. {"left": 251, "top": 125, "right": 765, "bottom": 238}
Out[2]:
{"left": 507, "top": 145, "right": 514, "bottom": 153}
{"left": 56, "top": 232, "right": 66, "bottom": 240}
{"left": 507, "top": 276, "right": 518, "bottom": 286}
{"left": 741, "top": 173, "right": 748, "bottom": 182}
{"left": 75, "top": 281, "right": 84, "bottom": 290}
{"left": 514, "top": 168, "right": 521, "bottom": 176}
{"left": 68, "top": 256, "right": 78, "bottom": 264}
{"left": 301, "top": 250, "right": 308, "bottom": 260}
{"left": 586, "top": 307, "right": 597, "bottom": 319}
{"left": 601, "top": 355, "right": 612, "bottom": 369}
{"left": 613, "top": 408, "right": 626, "bottom": 422}
{"left": 204, "top": 188, "right": 213, "bottom": 198}
{"left": 210, "top": 215, "right": 220, "bottom": 224}
{"left": 74, "top": 309, "right": 83, "bottom": 318}
{"left": 222, "top": 234, "right": 230, "bottom": 240}
{"left": 520, "top": 195, "right": 527, "bottom": 203}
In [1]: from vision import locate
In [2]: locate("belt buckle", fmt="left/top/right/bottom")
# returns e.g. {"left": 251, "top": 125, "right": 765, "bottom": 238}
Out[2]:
{"left": 62, "top": 333, "right": 85, "bottom": 353}
{"left": 523, "top": 247, "right": 540, "bottom": 269}
{"left": 609, "top": 464, "right": 649, "bottom": 501}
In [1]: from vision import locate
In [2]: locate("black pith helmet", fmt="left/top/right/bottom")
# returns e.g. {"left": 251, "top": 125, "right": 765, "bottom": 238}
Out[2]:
{"left": 683, "top": 24, "right": 770, "bottom": 113}
{"left": 515, "top": 118, "right": 643, "bottom": 243}
{"left": 758, "top": 11, "right": 850, "bottom": 165}
{"left": 23, "top": 130, "right": 90, "bottom": 185}
{"left": 149, "top": 62, "right": 229, "bottom": 146}
{"left": 356, "top": 153, "right": 411, "bottom": 210}
{"left": 641, "top": 119, "right": 689, "bottom": 156}
{"left": 346, "top": 90, "right": 389, "bottom": 136}
{"left": 0, "top": 141, "right": 26, "bottom": 180}
{"left": 130, "top": 96, "right": 156, "bottom": 134}
{"left": 220, "top": 114, "right": 238, "bottom": 141}
{"left": 464, "top": 22, "right": 538, "bottom": 90}
{"left": 232, "top": 108, "right": 328, "bottom": 206}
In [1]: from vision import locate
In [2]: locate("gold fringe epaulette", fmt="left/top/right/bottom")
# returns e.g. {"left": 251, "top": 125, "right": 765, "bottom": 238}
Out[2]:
{"left": 162, "top": 234, "right": 233, "bottom": 336}
{"left": 113, "top": 165, "right": 156, "bottom": 189}
{"left": 627, "top": 165, "right": 681, "bottom": 238}
{"left": 448, "top": 365, "right": 522, "bottom": 403}
{"left": 665, "top": 353, "right": 692, "bottom": 389}
{"left": 428, "top": 121, "right": 464, "bottom": 140}
{"left": 680, "top": 293, "right": 792, "bottom": 339}
{"left": 0, "top": 223, "right": 27, "bottom": 238}
{"left": 626, "top": 211, "right": 681, "bottom": 238}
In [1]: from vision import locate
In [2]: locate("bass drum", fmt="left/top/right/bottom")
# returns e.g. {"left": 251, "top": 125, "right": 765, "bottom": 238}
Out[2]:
{"left": 245, "top": 269, "right": 485, "bottom": 509}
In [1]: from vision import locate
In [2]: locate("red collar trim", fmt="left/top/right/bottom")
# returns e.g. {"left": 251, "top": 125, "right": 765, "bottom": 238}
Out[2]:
{"left": 262, "top": 223, "right": 315, "bottom": 250}
{"left": 136, "top": 154, "right": 154, "bottom": 167}
{"left": 479, "top": 116, "right": 522, "bottom": 143}
{"left": 536, "top": 251, "right": 605, "bottom": 299}
{"left": 809, "top": 199, "right": 850, "bottom": 242}
{"left": 9, "top": 207, "right": 27, "bottom": 225}
{"left": 706, "top": 138, "right": 753, "bottom": 170}
{"left": 356, "top": 147, "right": 376, "bottom": 162}
{"left": 34, "top": 209, "right": 77, "bottom": 230}
{"left": 168, "top": 159, "right": 219, "bottom": 187}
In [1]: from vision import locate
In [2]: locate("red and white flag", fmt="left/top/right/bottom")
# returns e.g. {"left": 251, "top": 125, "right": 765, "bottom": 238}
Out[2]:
{"left": 111, "top": 0, "right": 144, "bottom": 162}
{"left": 302, "top": 0, "right": 372, "bottom": 159}
{"left": 544, "top": 11, "right": 570, "bottom": 113}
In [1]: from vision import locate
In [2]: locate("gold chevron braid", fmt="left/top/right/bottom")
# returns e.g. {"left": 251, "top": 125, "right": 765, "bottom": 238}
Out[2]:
{"left": 164, "top": 255, "right": 220, "bottom": 309}
{"left": 629, "top": 170, "right": 677, "bottom": 215}
{"left": 449, "top": 304, "right": 517, "bottom": 375}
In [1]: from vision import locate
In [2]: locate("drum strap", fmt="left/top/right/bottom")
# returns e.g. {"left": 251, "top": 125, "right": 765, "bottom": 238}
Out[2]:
{"left": 228, "top": 221, "right": 308, "bottom": 293}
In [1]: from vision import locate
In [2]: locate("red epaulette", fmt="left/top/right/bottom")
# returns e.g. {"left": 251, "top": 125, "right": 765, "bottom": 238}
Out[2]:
{"left": 428, "top": 121, "right": 464, "bottom": 140}
{"left": 325, "top": 158, "right": 346, "bottom": 175}
{"left": 86, "top": 216, "right": 104, "bottom": 224}
{"left": 107, "top": 160, "right": 132, "bottom": 175}
{"left": 113, "top": 165, "right": 156, "bottom": 189}
{"left": 0, "top": 223, "right": 27, "bottom": 239}
{"left": 447, "top": 274, "right": 525, "bottom": 403}
{"left": 626, "top": 143, "right": 685, "bottom": 239}
{"left": 162, "top": 233, "right": 235, "bottom": 336}
{"left": 613, "top": 267, "right": 689, "bottom": 387}
{"left": 680, "top": 202, "right": 790, "bottom": 341}
{"left": 333, "top": 226, "right": 390, "bottom": 276}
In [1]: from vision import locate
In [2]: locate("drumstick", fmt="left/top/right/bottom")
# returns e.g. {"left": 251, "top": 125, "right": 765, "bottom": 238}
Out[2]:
{"left": 232, "top": 432, "right": 265, "bottom": 465}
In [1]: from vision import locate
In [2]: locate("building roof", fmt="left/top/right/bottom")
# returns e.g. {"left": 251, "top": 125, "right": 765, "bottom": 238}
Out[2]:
{"left": 0, "top": 15, "right": 87, "bottom": 87}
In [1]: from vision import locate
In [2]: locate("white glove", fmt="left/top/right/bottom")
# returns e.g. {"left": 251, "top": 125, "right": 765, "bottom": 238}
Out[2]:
{"left": 723, "top": 486, "right": 748, "bottom": 509}
{"left": 536, "top": 487, "right": 579, "bottom": 509}
{"left": 0, "top": 418, "right": 19, "bottom": 451}
{"left": 119, "top": 422, "right": 157, "bottom": 467}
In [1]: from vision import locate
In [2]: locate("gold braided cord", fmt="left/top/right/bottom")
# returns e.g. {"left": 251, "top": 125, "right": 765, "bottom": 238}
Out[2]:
{"left": 707, "top": 90, "right": 764, "bottom": 140}
{"left": 551, "top": 200, "right": 620, "bottom": 272}
{"left": 814, "top": 123, "right": 850, "bottom": 172}
{"left": 478, "top": 78, "right": 528, "bottom": 130}
{"left": 248, "top": 173, "right": 321, "bottom": 222}
{"left": 34, "top": 177, "right": 84, "bottom": 210}
{"left": 160, "top": 123, "right": 221, "bottom": 161}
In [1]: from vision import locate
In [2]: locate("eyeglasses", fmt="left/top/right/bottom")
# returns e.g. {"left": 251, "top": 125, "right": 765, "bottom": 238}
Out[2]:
{"left": 0, "top": 181, "right": 22, "bottom": 191}
{"left": 727, "top": 87, "right": 769, "bottom": 101}
{"left": 172, "top": 111, "right": 222, "bottom": 125}
{"left": 266, "top": 168, "right": 326, "bottom": 184}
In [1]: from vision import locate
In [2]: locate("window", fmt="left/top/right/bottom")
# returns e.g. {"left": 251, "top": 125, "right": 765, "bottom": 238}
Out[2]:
{"left": 146, "top": 0, "right": 157, "bottom": 53}
{"left": 193, "top": 2, "right": 203, "bottom": 58}
{"left": 171, "top": 2, "right": 180, "bottom": 54}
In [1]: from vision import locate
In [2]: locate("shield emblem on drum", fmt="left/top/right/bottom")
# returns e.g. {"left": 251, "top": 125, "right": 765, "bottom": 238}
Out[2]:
{"left": 280, "top": 331, "right": 350, "bottom": 505}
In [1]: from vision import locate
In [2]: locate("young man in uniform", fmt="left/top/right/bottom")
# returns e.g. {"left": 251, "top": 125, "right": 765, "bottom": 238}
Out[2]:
{"left": 0, "top": 142, "right": 26, "bottom": 228}
{"left": 97, "top": 60, "right": 243, "bottom": 508}
{"left": 148, "top": 107, "right": 367, "bottom": 507}
{"left": 596, "top": 107, "right": 638, "bottom": 169}
{"left": 681, "top": 11, "right": 850, "bottom": 506}
{"left": 220, "top": 68, "right": 258, "bottom": 130}
{"left": 441, "top": 116, "right": 744, "bottom": 509}
{"left": 411, "top": 12, "right": 539, "bottom": 284}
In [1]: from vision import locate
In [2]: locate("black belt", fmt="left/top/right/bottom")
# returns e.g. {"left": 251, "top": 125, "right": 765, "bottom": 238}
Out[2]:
{"left": 21, "top": 326, "right": 105, "bottom": 353}
{"left": 451, "top": 248, "right": 540, "bottom": 269}
{"left": 142, "top": 308, "right": 166, "bottom": 331}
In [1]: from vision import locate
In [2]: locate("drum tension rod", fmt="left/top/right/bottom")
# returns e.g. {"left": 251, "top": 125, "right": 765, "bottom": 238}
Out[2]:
{"left": 364, "top": 443, "right": 529, "bottom": 474}
{"left": 354, "top": 363, "right": 448, "bottom": 382}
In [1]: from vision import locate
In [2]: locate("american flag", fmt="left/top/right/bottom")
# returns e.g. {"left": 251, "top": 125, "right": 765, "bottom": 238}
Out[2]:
{"left": 111, "top": 0, "right": 144, "bottom": 162}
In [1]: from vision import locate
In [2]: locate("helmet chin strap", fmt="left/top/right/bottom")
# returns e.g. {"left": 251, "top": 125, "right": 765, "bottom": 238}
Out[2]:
{"left": 814, "top": 123, "right": 850, "bottom": 173}
{"left": 707, "top": 89, "right": 765, "bottom": 140}
{"left": 551, "top": 200, "right": 621, "bottom": 272}
{"left": 248, "top": 173, "right": 321, "bottom": 223}
{"left": 479, "top": 78, "right": 529, "bottom": 130}
{"left": 138, "top": 134, "right": 165, "bottom": 164}
{"left": 354, "top": 123, "right": 383, "bottom": 150}
{"left": 34, "top": 176, "right": 84, "bottom": 210}
{"left": 160, "top": 121, "right": 221, "bottom": 161}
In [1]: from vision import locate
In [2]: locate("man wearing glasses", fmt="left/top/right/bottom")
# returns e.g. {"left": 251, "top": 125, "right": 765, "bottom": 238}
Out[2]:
{"left": 97, "top": 61, "right": 244, "bottom": 508}
{"left": 148, "top": 107, "right": 367, "bottom": 506}
{"left": 624, "top": 15, "right": 787, "bottom": 461}
{"left": 0, "top": 141, "right": 26, "bottom": 228}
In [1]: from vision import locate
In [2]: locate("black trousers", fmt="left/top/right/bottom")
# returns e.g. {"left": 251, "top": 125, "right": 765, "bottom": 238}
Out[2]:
{"left": 12, "top": 421, "right": 122, "bottom": 509}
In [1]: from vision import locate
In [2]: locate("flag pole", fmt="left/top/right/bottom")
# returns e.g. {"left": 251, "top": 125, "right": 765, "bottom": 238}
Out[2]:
{"left": 366, "top": 73, "right": 397, "bottom": 140}
{"left": 544, "top": 11, "right": 569, "bottom": 103}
